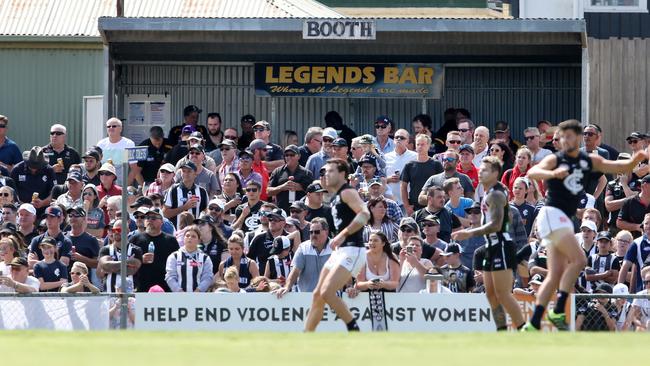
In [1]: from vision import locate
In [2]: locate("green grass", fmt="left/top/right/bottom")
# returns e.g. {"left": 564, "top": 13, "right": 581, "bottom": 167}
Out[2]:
{"left": 5, "top": 331, "right": 650, "bottom": 365}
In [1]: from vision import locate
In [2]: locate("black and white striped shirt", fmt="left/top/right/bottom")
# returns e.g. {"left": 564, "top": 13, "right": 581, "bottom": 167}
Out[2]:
{"left": 165, "top": 248, "right": 213, "bottom": 292}
{"left": 163, "top": 182, "right": 208, "bottom": 227}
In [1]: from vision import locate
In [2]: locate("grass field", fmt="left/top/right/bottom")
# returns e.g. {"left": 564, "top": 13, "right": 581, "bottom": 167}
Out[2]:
{"left": 4, "top": 331, "right": 650, "bottom": 365}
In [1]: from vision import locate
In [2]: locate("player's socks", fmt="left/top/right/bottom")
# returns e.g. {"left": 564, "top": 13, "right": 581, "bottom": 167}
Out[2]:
{"left": 530, "top": 305, "right": 545, "bottom": 329}
{"left": 492, "top": 305, "right": 507, "bottom": 330}
{"left": 553, "top": 291, "right": 568, "bottom": 314}
{"left": 496, "top": 326, "right": 508, "bottom": 331}
{"left": 346, "top": 319, "right": 360, "bottom": 331}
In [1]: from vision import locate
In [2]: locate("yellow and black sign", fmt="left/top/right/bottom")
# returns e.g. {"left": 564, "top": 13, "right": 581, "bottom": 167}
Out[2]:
{"left": 254, "top": 63, "right": 444, "bottom": 99}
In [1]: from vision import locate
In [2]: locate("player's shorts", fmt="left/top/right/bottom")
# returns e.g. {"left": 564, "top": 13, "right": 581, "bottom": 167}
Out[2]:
{"left": 484, "top": 240, "right": 517, "bottom": 272}
{"left": 324, "top": 246, "right": 367, "bottom": 277}
{"left": 473, "top": 244, "right": 487, "bottom": 272}
{"left": 536, "top": 206, "right": 574, "bottom": 239}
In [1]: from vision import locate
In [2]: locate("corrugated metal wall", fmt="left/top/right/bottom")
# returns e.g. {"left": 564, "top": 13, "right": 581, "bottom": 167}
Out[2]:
{"left": 0, "top": 48, "right": 103, "bottom": 152}
{"left": 118, "top": 64, "right": 580, "bottom": 144}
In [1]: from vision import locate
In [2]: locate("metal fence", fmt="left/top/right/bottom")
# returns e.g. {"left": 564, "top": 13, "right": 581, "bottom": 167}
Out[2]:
{"left": 571, "top": 293, "right": 650, "bottom": 332}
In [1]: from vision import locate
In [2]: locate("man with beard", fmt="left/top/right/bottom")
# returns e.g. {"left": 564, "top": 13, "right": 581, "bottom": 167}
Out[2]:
{"left": 81, "top": 149, "right": 101, "bottom": 186}
{"left": 204, "top": 112, "right": 224, "bottom": 152}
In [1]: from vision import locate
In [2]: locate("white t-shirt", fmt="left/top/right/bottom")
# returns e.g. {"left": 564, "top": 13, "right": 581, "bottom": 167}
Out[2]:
{"left": 385, "top": 149, "right": 417, "bottom": 205}
{"left": 0, "top": 275, "right": 40, "bottom": 293}
{"left": 532, "top": 148, "right": 553, "bottom": 164}
{"left": 632, "top": 289, "right": 650, "bottom": 324}
{"left": 96, "top": 137, "right": 135, "bottom": 182}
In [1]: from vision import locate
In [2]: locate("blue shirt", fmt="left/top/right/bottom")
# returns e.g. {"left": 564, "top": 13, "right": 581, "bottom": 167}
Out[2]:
{"left": 624, "top": 236, "right": 650, "bottom": 292}
{"left": 445, "top": 197, "right": 474, "bottom": 218}
{"left": 0, "top": 138, "right": 22, "bottom": 166}
{"left": 374, "top": 137, "right": 395, "bottom": 155}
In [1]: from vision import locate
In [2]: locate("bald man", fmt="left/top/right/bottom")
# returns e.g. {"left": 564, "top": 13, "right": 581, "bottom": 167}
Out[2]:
{"left": 471, "top": 126, "right": 490, "bottom": 167}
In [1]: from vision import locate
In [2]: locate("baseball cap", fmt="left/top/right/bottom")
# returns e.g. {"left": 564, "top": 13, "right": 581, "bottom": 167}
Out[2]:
{"left": 180, "top": 161, "right": 197, "bottom": 172}
{"left": 130, "top": 196, "right": 153, "bottom": 209}
{"left": 359, "top": 153, "right": 377, "bottom": 167}
{"left": 194, "top": 214, "right": 216, "bottom": 225}
{"left": 459, "top": 144, "right": 474, "bottom": 154}
{"left": 375, "top": 115, "right": 392, "bottom": 125}
{"left": 208, "top": 199, "right": 224, "bottom": 211}
{"left": 66, "top": 206, "right": 87, "bottom": 217}
{"left": 422, "top": 214, "right": 440, "bottom": 225}
{"left": 39, "top": 236, "right": 57, "bottom": 247}
{"left": 284, "top": 145, "right": 300, "bottom": 155}
{"left": 159, "top": 163, "right": 175, "bottom": 173}
{"left": 626, "top": 132, "right": 646, "bottom": 141}
{"left": 0, "top": 222, "right": 17, "bottom": 235}
{"left": 149, "top": 126, "right": 164, "bottom": 139}
{"left": 181, "top": 125, "right": 196, "bottom": 135}
{"left": 594, "top": 283, "right": 613, "bottom": 294}
{"left": 98, "top": 162, "right": 117, "bottom": 176}
{"left": 218, "top": 139, "right": 237, "bottom": 149}
{"left": 253, "top": 120, "right": 271, "bottom": 130}
{"left": 443, "top": 242, "right": 461, "bottom": 256}
{"left": 322, "top": 127, "right": 338, "bottom": 140}
{"left": 28, "top": 146, "right": 47, "bottom": 170}
{"left": 267, "top": 208, "right": 287, "bottom": 220}
{"left": 332, "top": 138, "right": 347, "bottom": 147}
{"left": 580, "top": 220, "right": 597, "bottom": 232}
{"left": 612, "top": 283, "right": 629, "bottom": 295}
{"left": 249, "top": 139, "right": 269, "bottom": 151}
{"left": 641, "top": 175, "right": 650, "bottom": 184}
{"left": 8, "top": 257, "right": 28, "bottom": 267}
{"left": 18, "top": 203, "right": 36, "bottom": 216}
{"left": 285, "top": 217, "right": 301, "bottom": 227}
{"left": 188, "top": 144, "right": 205, "bottom": 154}
{"left": 368, "top": 177, "right": 382, "bottom": 187}
{"left": 617, "top": 152, "right": 631, "bottom": 160}
{"left": 529, "top": 274, "right": 544, "bottom": 285}
{"left": 45, "top": 206, "right": 63, "bottom": 218}
{"left": 358, "top": 134, "right": 374, "bottom": 145}
{"left": 144, "top": 207, "right": 163, "bottom": 218}
{"left": 290, "top": 201, "right": 307, "bottom": 211}
{"left": 306, "top": 182, "right": 326, "bottom": 193}
{"left": 239, "top": 149, "right": 254, "bottom": 158}
{"left": 135, "top": 206, "right": 150, "bottom": 215}
{"left": 188, "top": 131, "right": 204, "bottom": 141}
{"left": 464, "top": 201, "right": 481, "bottom": 213}
{"left": 269, "top": 236, "right": 291, "bottom": 255}
{"left": 494, "top": 121, "right": 509, "bottom": 133}
{"left": 81, "top": 149, "right": 100, "bottom": 161}
{"left": 66, "top": 170, "right": 82, "bottom": 182}
{"left": 399, "top": 217, "right": 419, "bottom": 232}
{"left": 596, "top": 231, "right": 612, "bottom": 242}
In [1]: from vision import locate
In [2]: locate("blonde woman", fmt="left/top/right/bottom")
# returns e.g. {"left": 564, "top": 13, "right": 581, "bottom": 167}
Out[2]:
{"left": 223, "top": 266, "right": 246, "bottom": 293}
{"left": 61, "top": 262, "right": 100, "bottom": 293}
{"left": 217, "top": 233, "right": 259, "bottom": 289}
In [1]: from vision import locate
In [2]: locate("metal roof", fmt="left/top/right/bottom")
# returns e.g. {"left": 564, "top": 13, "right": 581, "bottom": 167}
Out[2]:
{"left": 0, "top": 0, "right": 343, "bottom": 38}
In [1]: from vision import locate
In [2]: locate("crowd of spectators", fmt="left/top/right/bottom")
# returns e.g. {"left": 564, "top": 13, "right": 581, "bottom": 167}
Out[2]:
{"left": 0, "top": 107, "right": 648, "bottom": 331}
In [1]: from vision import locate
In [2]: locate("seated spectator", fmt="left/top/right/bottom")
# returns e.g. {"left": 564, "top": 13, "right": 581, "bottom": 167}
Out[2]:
{"left": 585, "top": 231, "right": 619, "bottom": 286}
{"left": 362, "top": 196, "right": 398, "bottom": 243}
{"left": 54, "top": 170, "right": 84, "bottom": 209}
{"left": 612, "top": 283, "right": 633, "bottom": 331}
{"left": 0, "top": 236, "right": 21, "bottom": 276}
{"left": 232, "top": 180, "right": 264, "bottom": 233}
{"left": 174, "top": 144, "right": 219, "bottom": 197}
{"left": 513, "top": 273, "right": 543, "bottom": 296}
{"left": 96, "top": 162, "right": 122, "bottom": 202}
{"left": 287, "top": 201, "right": 310, "bottom": 242}
{"left": 605, "top": 155, "right": 636, "bottom": 235}
{"left": 28, "top": 206, "right": 72, "bottom": 267}
{"left": 390, "top": 217, "right": 420, "bottom": 255}
{"left": 165, "top": 225, "right": 213, "bottom": 293}
{"left": 108, "top": 280, "right": 136, "bottom": 328}
{"left": 523, "top": 127, "right": 552, "bottom": 164}
{"left": 145, "top": 163, "right": 176, "bottom": 197}
{"left": 575, "top": 283, "right": 617, "bottom": 331}
{"left": 420, "top": 215, "right": 445, "bottom": 266}
{"left": 618, "top": 214, "right": 650, "bottom": 293}
{"left": 264, "top": 236, "right": 293, "bottom": 285}
{"left": 397, "top": 236, "right": 434, "bottom": 292}
{"left": 439, "top": 242, "right": 475, "bottom": 293}
{"left": 613, "top": 230, "right": 633, "bottom": 287}
{"left": 628, "top": 272, "right": 650, "bottom": 331}
{"left": 65, "top": 206, "right": 100, "bottom": 276}
{"left": 350, "top": 232, "right": 400, "bottom": 295}
{"left": 17, "top": 203, "right": 39, "bottom": 246}
{"left": 81, "top": 184, "right": 105, "bottom": 238}
{"left": 11, "top": 147, "right": 55, "bottom": 213}
{"left": 218, "top": 233, "right": 259, "bottom": 289}
{"left": 61, "top": 262, "right": 100, "bottom": 294}
{"left": 214, "top": 173, "right": 244, "bottom": 224}
{"left": 414, "top": 186, "right": 461, "bottom": 243}
{"left": 173, "top": 212, "right": 195, "bottom": 247}
{"left": 1, "top": 203, "right": 17, "bottom": 226}
{"left": 510, "top": 177, "right": 535, "bottom": 236}
{"left": 195, "top": 214, "right": 227, "bottom": 275}
{"left": 443, "top": 177, "right": 474, "bottom": 227}
{"left": 0, "top": 257, "right": 39, "bottom": 293}
{"left": 247, "top": 276, "right": 272, "bottom": 293}
{"left": 366, "top": 178, "right": 402, "bottom": 225}
{"left": 223, "top": 266, "right": 246, "bottom": 293}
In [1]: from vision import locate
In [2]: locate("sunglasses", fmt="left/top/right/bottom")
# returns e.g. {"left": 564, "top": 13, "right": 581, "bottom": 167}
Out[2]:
{"left": 552, "top": 138, "right": 560, "bottom": 142}
{"left": 111, "top": 228, "right": 122, "bottom": 233}
{"left": 525, "top": 136, "right": 538, "bottom": 141}
{"left": 208, "top": 206, "right": 221, "bottom": 211}
{"left": 189, "top": 151, "right": 202, "bottom": 156}
{"left": 0, "top": 193, "right": 11, "bottom": 197}
{"left": 134, "top": 215, "right": 145, "bottom": 219}
{"left": 628, "top": 139, "right": 639, "bottom": 144}
{"left": 583, "top": 131, "right": 597, "bottom": 137}
{"left": 284, "top": 153, "right": 296, "bottom": 158}
{"left": 71, "top": 272, "right": 84, "bottom": 276}
{"left": 323, "top": 138, "right": 334, "bottom": 143}
{"left": 268, "top": 218, "right": 283, "bottom": 223}
{"left": 290, "top": 209, "right": 302, "bottom": 214}
{"left": 0, "top": 124, "right": 6, "bottom": 129}
{"left": 69, "top": 214, "right": 84, "bottom": 218}
{"left": 394, "top": 136, "right": 407, "bottom": 141}
{"left": 400, "top": 227, "right": 414, "bottom": 233}
{"left": 490, "top": 148, "right": 502, "bottom": 153}
{"left": 375, "top": 124, "right": 388, "bottom": 129}
{"left": 50, "top": 131, "right": 64, "bottom": 136}
{"left": 443, "top": 157, "right": 457, "bottom": 163}
{"left": 224, "top": 135, "right": 238, "bottom": 140}
{"left": 448, "top": 140, "right": 462, "bottom": 145}
{"left": 106, "top": 125, "right": 120, "bottom": 129}
{"left": 246, "top": 188, "right": 258, "bottom": 193}
{"left": 309, "top": 230, "right": 321, "bottom": 235}
{"left": 458, "top": 128, "right": 469, "bottom": 133}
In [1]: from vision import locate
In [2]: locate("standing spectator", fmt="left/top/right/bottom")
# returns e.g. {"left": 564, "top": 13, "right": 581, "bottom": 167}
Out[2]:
{"left": 606, "top": 154, "right": 636, "bottom": 235}
{"left": 267, "top": 145, "right": 313, "bottom": 213}
{"left": 215, "top": 139, "right": 239, "bottom": 189}
{"left": 252, "top": 120, "right": 284, "bottom": 171}
{"left": 95, "top": 118, "right": 135, "bottom": 184}
{"left": 1, "top": 204, "right": 17, "bottom": 226}
{"left": 17, "top": 203, "right": 38, "bottom": 245}
{"left": 581, "top": 124, "right": 609, "bottom": 197}
{"left": 305, "top": 127, "right": 337, "bottom": 178}
{"left": 283, "top": 131, "right": 299, "bottom": 149}
{"left": 167, "top": 105, "right": 208, "bottom": 146}
{"left": 457, "top": 118, "right": 474, "bottom": 145}
{"left": 374, "top": 115, "right": 395, "bottom": 154}
{"left": 0, "top": 186, "right": 17, "bottom": 207}
{"left": 457, "top": 144, "right": 478, "bottom": 189}
{"left": 96, "top": 162, "right": 122, "bottom": 202}
{"left": 362, "top": 196, "right": 398, "bottom": 243}
{"left": 81, "top": 149, "right": 101, "bottom": 186}
{"left": 400, "top": 134, "right": 443, "bottom": 215}
{"left": 489, "top": 140, "right": 514, "bottom": 175}
{"left": 396, "top": 236, "right": 434, "bottom": 293}
{"left": 367, "top": 179, "right": 403, "bottom": 224}
{"left": 618, "top": 213, "right": 650, "bottom": 293}
{"left": 0, "top": 257, "right": 39, "bottom": 293}
{"left": 55, "top": 170, "right": 84, "bottom": 210}
{"left": 420, "top": 150, "right": 474, "bottom": 202}
{"left": 249, "top": 139, "right": 271, "bottom": 201}
{"left": 165, "top": 225, "right": 213, "bottom": 292}
{"left": 163, "top": 161, "right": 209, "bottom": 228}
{"left": 10, "top": 146, "right": 55, "bottom": 212}
{"left": 173, "top": 132, "right": 218, "bottom": 173}
{"left": 247, "top": 208, "right": 290, "bottom": 271}
{"left": 537, "top": 120, "right": 556, "bottom": 152}
{"left": 523, "top": 127, "right": 552, "bottom": 164}
{"left": 237, "top": 114, "right": 256, "bottom": 151}
{"left": 288, "top": 201, "right": 310, "bottom": 241}
{"left": 493, "top": 121, "right": 521, "bottom": 154}
{"left": 385, "top": 129, "right": 417, "bottom": 210}
{"left": 174, "top": 144, "right": 219, "bottom": 197}
{"left": 133, "top": 126, "right": 172, "bottom": 187}
{"left": 324, "top": 110, "right": 356, "bottom": 147}
{"left": 390, "top": 217, "right": 420, "bottom": 254}
{"left": 218, "top": 233, "right": 259, "bottom": 289}
{"left": 81, "top": 184, "right": 105, "bottom": 238}
{"left": 432, "top": 108, "right": 459, "bottom": 154}
{"left": 411, "top": 114, "right": 433, "bottom": 141}
{"left": 98, "top": 221, "right": 142, "bottom": 293}
{"left": 628, "top": 272, "right": 650, "bottom": 331}
{"left": 28, "top": 206, "right": 72, "bottom": 267}
{"left": 443, "top": 177, "right": 474, "bottom": 227}
{"left": 42, "top": 124, "right": 81, "bottom": 185}
{"left": 130, "top": 208, "right": 179, "bottom": 292}
{"left": 236, "top": 149, "right": 263, "bottom": 189}
{"left": 350, "top": 232, "right": 400, "bottom": 293}
{"left": 303, "top": 182, "right": 335, "bottom": 232}
{"left": 617, "top": 174, "right": 650, "bottom": 238}
{"left": 420, "top": 215, "right": 446, "bottom": 265}
{"left": 204, "top": 112, "right": 224, "bottom": 152}
{"left": 413, "top": 186, "right": 461, "bottom": 243}
{"left": 215, "top": 172, "right": 243, "bottom": 224}
{"left": 432, "top": 131, "right": 463, "bottom": 162}
{"left": 222, "top": 128, "right": 238, "bottom": 147}
{"left": 232, "top": 181, "right": 264, "bottom": 233}
{"left": 457, "top": 202, "right": 485, "bottom": 269}
{"left": 33, "top": 237, "right": 68, "bottom": 292}
{"left": 579, "top": 220, "right": 598, "bottom": 259}
{"left": 626, "top": 132, "right": 648, "bottom": 187}
{"left": 510, "top": 178, "right": 535, "bottom": 236}
{"left": 471, "top": 126, "right": 490, "bottom": 168}
{"left": 65, "top": 206, "right": 100, "bottom": 275}
{"left": 145, "top": 163, "right": 175, "bottom": 197}
{"left": 502, "top": 147, "right": 533, "bottom": 197}
{"left": 298, "top": 127, "right": 323, "bottom": 167}
{"left": 164, "top": 126, "right": 193, "bottom": 166}
{"left": 0, "top": 115, "right": 22, "bottom": 171}
{"left": 275, "top": 218, "right": 332, "bottom": 295}
{"left": 439, "top": 242, "right": 475, "bottom": 293}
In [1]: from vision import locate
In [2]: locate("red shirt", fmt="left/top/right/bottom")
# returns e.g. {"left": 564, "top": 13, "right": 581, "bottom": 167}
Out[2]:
{"left": 252, "top": 161, "right": 270, "bottom": 201}
{"left": 97, "top": 184, "right": 122, "bottom": 200}
{"left": 457, "top": 163, "right": 479, "bottom": 189}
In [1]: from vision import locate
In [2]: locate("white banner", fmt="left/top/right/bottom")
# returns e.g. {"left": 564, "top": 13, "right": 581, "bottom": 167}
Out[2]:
{"left": 135, "top": 293, "right": 494, "bottom": 332}
{"left": 0, "top": 296, "right": 110, "bottom": 330}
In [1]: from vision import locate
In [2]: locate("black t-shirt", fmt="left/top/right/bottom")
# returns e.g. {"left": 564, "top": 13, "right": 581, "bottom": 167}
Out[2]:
{"left": 234, "top": 201, "right": 264, "bottom": 233}
{"left": 618, "top": 195, "right": 650, "bottom": 237}
{"left": 247, "top": 230, "right": 287, "bottom": 272}
{"left": 201, "top": 239, "right": 226, "bottom": 275}
{"left": 50, "top": 183, "right": 68, "bottom": 201}
{"left": 137, "top": 138, "right": 173, "bottom": 183}
{"left": 129, "top": 232, "right": 179, "bottom": 292}
{"left": 168, "top": 125, "right": 209, "bottom": 146}
{"left": 298, "top": 145, "right": 313, "bottom": 167}
{"left": 10, "top": 161, "right": 55, "bottom": 210}
{"left": 164, "top": 141, "right": 189, "bottom": 166}
{"left": 65, "top": 232, "right": 100, "bottom": 267}
{"left": 305, "top": 204, "right": 335, "bottom": 235}
{"left": 29, "top": 232, "right": 73, "bottom": 261}
{"left": 33, "top": 260, "right": 68, "bottom": 292}
{"left": 577, "top": 301, "right": 617, "bottom": 331}
{"left": 412, "top": 207, "right": 460, "bottom": 243}
{"left": 606, "top": 179, "right": 627, "bottom": 227}
{"left": 401, "top": 159, "right": 443, "bottom": 207}
{"left": 42, "top": 144, "right": 82, "bottom": 185}
{"left": 265, "top": 143, "right": 284, "bottom": 162}
{"left": 268, "top": 165, "right": 314, "bottom": 213}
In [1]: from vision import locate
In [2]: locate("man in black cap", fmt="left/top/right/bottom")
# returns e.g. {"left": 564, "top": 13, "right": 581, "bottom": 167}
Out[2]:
{"left": 585, "top": 231, "right": 619, "bottom": 288}
{"left": 575, "top": 283, "right": 617, "bottom": 331}
{"left": 28, "top": 205, "right": 73, "bottom": 267}
{"left": 237, "top": 114, "right": 256, "bottom": 151}
{"left": 65, "top": 206, "right": 100, "bottom": 272}
{"left": 252, "top": 120, "right": 284, "bottom": 171}
{"left": 10, "top": 146, "right": 55, "bottom": 211}
{"left": 304, "top": 182, "right": 335, "bottom": 233}
{"left": 42, "top": 123, "right": 81, "bottom": 185}
{"left": 267, "top": 145, "right": 313, "bottom": 213}
{"left": 163, "top": 161, "right": 209, "bottom": 227}
{"left": 81, "top": 149, "right": 101, "bottom": 186}
{"left": 175, "top": 144, "right": 219, "bottom": 197}
{"left": 54, "top": 170, "right": 84, "bottom": 209}
{"left": 0, "top": 257, "right": 39, "bottom": 293}
{"left": 439, "top": 242, "right": 475, "bottom": 293}
{"left": 289, "top": 201, "right": 310, "bottom": 241}
{"left": 374, "top": 115, "right": 395, "bottom": 155}
{"left": 248, "top": 208, "right": 290, "bottom": 273}
{"left": 167, "top": 105, "right": 209, "bottom": 146}
{"left": 133, "top": 126, "right": 172, "bottom": 187}
{"left": 494, "top": 120, "right": 521, "bottom": 154}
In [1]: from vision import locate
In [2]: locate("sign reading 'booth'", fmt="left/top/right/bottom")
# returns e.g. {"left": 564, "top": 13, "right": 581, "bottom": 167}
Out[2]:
{"left": 303, "top": 19, "right": 375, "bottom": 40}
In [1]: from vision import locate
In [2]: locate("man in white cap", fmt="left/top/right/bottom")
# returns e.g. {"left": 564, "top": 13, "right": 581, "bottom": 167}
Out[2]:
{"left": 579, "top": 219, "right": 598, "bottom": 258}
{"left": 17, "top": 203, "right": 38, "bottom": 244}
{"left": 95, "top": 118, "right": 135, "bottom": 184}
{"left": 306, "top": 127, "right": 338, "bottom": 178}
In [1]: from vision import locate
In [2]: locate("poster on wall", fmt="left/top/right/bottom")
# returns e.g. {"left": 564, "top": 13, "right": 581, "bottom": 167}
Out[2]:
{"left": 255, "top": 63, "right": 444, "bottom": 99}
{"left": 123, "top": 94, "right": 171, "bottom": 143}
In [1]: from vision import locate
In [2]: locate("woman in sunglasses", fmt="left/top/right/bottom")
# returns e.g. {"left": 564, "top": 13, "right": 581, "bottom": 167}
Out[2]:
{"left": 488, "top": 140, "right": 514, "bottom": 178}
{"left": 362, "top": 196, "right": 398, "bottom": 243}
{"left": 348, "top": 232, "right": 400, "bottom": 297}
{"left": 0, "top": 186, "right": 17, "bottom": 206}
{"left": 61, "top": 262, "right": 99, "bottom": 294}
{"left": 81, "top": 184, "right": 105, "bottom": 239}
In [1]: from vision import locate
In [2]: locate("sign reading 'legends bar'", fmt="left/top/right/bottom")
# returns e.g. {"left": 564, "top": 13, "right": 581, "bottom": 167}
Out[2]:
{"left": 254, "top": 63, "right": 444, "bottom": 99}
